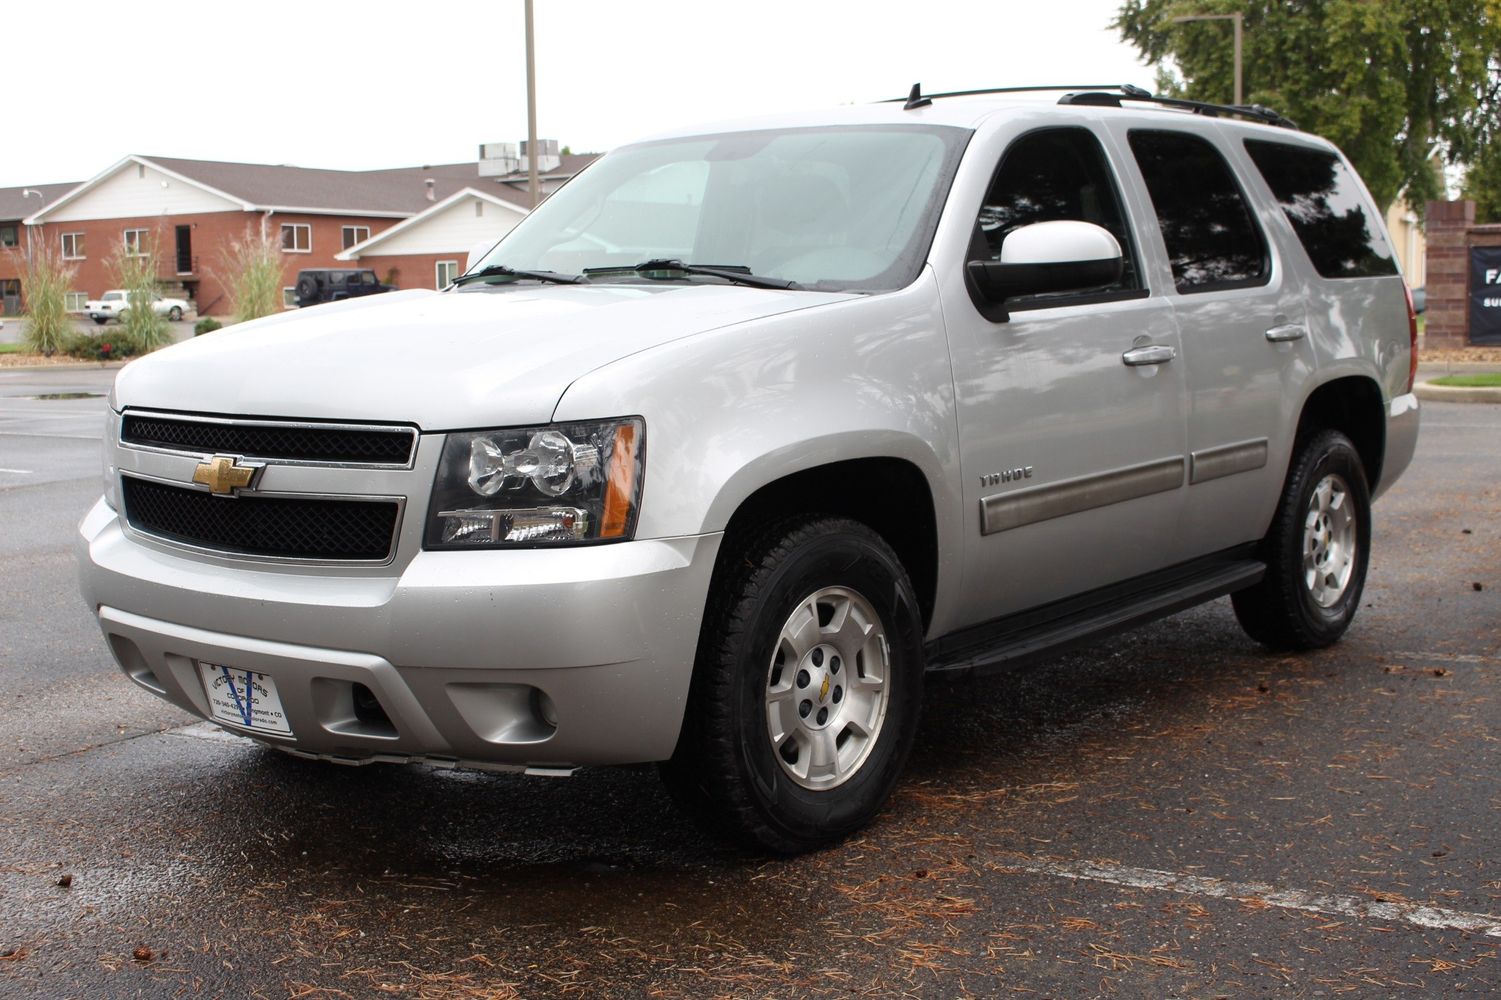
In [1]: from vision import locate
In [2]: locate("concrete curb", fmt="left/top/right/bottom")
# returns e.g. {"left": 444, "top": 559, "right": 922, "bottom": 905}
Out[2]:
{"left": 0, "top": 361, "right": 126, "bottom": 372}
{"left": 1414, "top": 380, "right": 1501, "bottom": 404}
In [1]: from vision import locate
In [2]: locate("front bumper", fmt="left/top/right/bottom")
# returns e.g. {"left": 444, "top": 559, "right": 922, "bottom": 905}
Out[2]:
{"left": 78, "top": 499, "right": 722, "bottom": 767}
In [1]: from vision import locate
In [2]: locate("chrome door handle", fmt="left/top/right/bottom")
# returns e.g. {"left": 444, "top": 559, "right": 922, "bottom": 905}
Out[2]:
{"left": 1265, "top": 323, "right": 1307, "bottom": 342}
{"left": 1122, "top": 344, "right": 1177, "bottom": 366}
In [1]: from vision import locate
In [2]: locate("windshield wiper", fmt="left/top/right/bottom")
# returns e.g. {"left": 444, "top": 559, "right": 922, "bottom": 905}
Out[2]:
{"left": 583, "top": 259, "right": 801, "bottom": 290}
{"left": 451, "top": 264, "right": 584, "bottom": 287}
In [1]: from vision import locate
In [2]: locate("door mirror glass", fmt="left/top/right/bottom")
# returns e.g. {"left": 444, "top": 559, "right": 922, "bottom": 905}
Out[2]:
{"left": 967, "top": 220, "right": 1123, "bottom": 301}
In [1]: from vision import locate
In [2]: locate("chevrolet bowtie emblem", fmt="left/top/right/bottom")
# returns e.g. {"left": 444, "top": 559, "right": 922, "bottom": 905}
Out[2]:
{"left": 819, "top": 675, "right": 831, "bottom": 703}
{"left": 192, "top": 455, "right": 259, "bottom": 496}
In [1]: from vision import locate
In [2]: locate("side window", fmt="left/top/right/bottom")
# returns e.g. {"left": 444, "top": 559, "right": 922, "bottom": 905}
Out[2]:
{"left": 1243, "top": 140, "right": 1398, "bottom": 279}
{"left": 975, "top": 127, "right": 1141, "bottom": 296}
{"left": 1128, "top": 130, "right": 1267, "bottom": 293}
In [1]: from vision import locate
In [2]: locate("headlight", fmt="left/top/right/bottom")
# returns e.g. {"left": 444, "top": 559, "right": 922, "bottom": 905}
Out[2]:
{"left": 425, "top": 418, "right": 644, "bottom": 548}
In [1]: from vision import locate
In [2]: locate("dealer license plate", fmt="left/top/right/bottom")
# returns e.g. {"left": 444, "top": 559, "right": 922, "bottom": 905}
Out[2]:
{"left": 198, "top": 663, "right": 293, "bottom": 736}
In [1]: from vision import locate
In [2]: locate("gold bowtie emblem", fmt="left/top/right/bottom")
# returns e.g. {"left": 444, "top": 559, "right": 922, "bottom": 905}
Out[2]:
{"left": 819, "top": 675, "right": 831, "bottom": 703}
{"left": 192, "top": 455, "right": 257, "bottom": 495}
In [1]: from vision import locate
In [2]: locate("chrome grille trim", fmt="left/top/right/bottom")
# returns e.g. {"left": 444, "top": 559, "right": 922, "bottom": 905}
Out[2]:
{"left": 119, "top": 409, "right": 418, "bottom": 469}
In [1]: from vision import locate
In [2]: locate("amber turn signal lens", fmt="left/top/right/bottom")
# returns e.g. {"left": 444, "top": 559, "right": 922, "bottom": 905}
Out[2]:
{"left": 599, "top": 423, "right": 639, "bottom": 538}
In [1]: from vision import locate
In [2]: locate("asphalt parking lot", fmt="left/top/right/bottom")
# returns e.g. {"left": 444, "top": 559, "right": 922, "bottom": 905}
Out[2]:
{"left": 2, "top": 366, "right": 1498, "bottom": 998}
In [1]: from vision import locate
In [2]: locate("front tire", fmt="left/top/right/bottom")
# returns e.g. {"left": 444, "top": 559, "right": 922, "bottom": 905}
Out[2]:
{"left": 661, "top": 517, "right": 924, "bottom": 853}
{"left": 168, "top": 306, "right": 183, "bottom": 321}
{"left": 1233, "top": 430, "right": 1371, "bottom": 649}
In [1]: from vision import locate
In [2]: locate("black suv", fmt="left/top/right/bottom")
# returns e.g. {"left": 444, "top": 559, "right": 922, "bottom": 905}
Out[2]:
{"left": 293, "top": 269, "right": 394, "bottom": 307}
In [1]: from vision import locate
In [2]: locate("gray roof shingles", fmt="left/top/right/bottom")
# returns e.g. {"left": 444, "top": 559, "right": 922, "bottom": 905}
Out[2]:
{"left": 0, "top": 182, "right": 82, "bottom": 222}
{"left": 2, "top": 153, "right": 598, "bottom": 222}
{"left": 144, "top": 154, "right": 598, "bottom": 215}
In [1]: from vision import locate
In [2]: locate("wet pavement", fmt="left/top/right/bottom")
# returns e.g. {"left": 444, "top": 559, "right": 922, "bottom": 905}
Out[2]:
{"left": 2, "top": 368, "right": 1498, "bottom": 998}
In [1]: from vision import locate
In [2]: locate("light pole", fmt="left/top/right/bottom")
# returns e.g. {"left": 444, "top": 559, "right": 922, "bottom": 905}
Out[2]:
{"left": 524, "top": 0, "right": 539, "bottom": 209}
{"left": 1171, "top": 12, "right": 1243, "bottom": 107}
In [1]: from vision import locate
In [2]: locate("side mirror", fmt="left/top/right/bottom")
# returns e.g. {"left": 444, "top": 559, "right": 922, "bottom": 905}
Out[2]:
{"left": 967, "top": 220, "right": 1123, "bottom": 304}
{"left": 466, "top": 239, "right": 497, "bottom": 274}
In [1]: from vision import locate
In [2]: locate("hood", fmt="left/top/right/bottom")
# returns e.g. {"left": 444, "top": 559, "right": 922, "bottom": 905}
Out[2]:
{"left": 112, "top": 284, "right": 855, "bottom": 429}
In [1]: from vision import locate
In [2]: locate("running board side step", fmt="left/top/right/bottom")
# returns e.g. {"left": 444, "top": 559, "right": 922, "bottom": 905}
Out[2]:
{"left": 924, "top": 555, "right": 1265, "bottom": 678}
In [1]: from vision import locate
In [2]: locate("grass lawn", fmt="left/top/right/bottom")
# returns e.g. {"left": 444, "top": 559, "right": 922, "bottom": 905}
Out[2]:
{"left": 0, "top": 343, "right": 23, "bottom": 354}
{"left": 1429, "top": 373, "right": 1501, "bottom": 388}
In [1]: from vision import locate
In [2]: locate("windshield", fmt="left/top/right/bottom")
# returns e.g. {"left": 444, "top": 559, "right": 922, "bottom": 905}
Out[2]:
{"left": 467, "top": 124, "right": 969, "bottom": 293}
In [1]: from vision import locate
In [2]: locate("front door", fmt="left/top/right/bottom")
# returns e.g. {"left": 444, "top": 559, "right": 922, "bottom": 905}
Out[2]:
{"left": 1, "top": 279, "right": 19, "bottom": 316}
{"left": 941, "top": 125, "right": 1189, "bottom": 629}
{"left": 175, "top": 225, "right": 193, "bottom": 274}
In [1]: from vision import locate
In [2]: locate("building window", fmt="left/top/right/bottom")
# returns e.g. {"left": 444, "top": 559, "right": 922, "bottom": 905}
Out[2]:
{"left": 65, "top": 292, "right": 88, "bottom": 312}
{"left": 341, "top": 225, "right": 370, "bottom": 250}
{"left": 436, "top": 260, "right": 460, "bottom": 289}
{"left": 123, "top": 228, "right": 149, "bottom": 256}
{"left": 0, "top": 225, "right": 17, "bottom": 248}
{"left": 283, "top": 287, "right": 297, "bottom": 309}
{"left": 280, "top": 223, "right": 311, "bottom": 253}
{"left": 61, "top": 232, "right": 85, "bottom": 260}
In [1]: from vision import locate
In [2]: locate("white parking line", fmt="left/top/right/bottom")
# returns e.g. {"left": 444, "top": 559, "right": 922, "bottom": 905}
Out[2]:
{"left": 991, "top": 856, "right": 1501, "bottom": 938}
{"left": 1392, "top": 650, "right": 1498, "bottom": 665}
{"left": 0, "top": 467, "right": 33, "bottom": 474}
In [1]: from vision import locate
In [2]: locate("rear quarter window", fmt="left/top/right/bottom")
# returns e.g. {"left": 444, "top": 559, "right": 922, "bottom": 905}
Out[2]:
{"left": 1243, "top": 139, "right": 1398, "bottom": 279}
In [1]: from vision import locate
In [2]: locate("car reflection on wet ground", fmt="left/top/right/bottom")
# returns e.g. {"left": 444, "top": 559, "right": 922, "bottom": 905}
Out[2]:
{"left": 2, "top": 372, "right": 1498, "bottom": 997}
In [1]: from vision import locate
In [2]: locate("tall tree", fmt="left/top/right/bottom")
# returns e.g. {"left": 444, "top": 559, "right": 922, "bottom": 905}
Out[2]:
{"left": 1114, "top": 0, "right": 1501, "bottom": 211}
{"left": 1463, "top": 147, "right": 1501, "bottom": 223}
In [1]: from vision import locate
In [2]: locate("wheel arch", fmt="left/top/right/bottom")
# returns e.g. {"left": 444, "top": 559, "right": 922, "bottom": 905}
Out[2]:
{"left": 711, "top": 454, "right": 941, "bottom": 630}
{"left": 1294, "top": 374, "right": 1386, "bottom": 491}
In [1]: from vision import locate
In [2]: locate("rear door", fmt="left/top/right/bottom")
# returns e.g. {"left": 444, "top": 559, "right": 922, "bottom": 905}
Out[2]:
{"left": 1106, "top": 124, "right": 1316, "bottom": 555}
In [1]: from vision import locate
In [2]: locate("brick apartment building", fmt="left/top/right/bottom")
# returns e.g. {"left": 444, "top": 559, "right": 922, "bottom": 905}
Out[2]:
{"left": 336, "top": 187, "right": 531, "bottom": 290}
{"left": 1, "top": 150, "right": 594, "bottom": 317}
{"left": 0, "top": 181, "right": 79, "bottom": 314}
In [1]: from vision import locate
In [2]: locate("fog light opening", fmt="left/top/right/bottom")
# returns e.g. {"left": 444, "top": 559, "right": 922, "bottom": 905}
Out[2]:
{"left": 352, "top": 683, "right": 394, "bottom": 731}
{"left": 532, "top": 689, "right": 559, "bottom": 732}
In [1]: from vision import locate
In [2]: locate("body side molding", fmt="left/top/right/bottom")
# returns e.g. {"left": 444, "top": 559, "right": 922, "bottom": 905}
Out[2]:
{"left": 980, "top": 456, "right": 1185, "bottom": 535}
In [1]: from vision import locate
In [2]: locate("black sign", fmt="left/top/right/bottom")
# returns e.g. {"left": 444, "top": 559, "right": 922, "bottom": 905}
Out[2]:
{"left": 1472, "top": 246, "right": 1501, "bottom": 345}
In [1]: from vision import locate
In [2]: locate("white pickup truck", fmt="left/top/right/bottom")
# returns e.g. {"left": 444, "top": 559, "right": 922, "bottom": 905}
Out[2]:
{"left": 86, "top": 289, "right": 189, "bottom": 325}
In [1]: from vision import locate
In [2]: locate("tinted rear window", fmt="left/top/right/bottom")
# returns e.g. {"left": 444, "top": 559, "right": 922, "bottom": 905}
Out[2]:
{"left": 1244, "top": 140, "right": 1398, "bottom": 279}
{"left": 1128, "top": 130, "right": 1267, "bottom": 293}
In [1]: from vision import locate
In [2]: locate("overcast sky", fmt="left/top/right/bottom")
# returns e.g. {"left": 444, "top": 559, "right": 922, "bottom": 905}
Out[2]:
{"left": 2, "top": 0, "right": 1154, "bottom": 189}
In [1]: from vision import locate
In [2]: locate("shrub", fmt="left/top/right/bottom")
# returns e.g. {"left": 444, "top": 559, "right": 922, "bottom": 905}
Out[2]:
{"left": 11, "top": 246, "right": 76, "bottom": 357}
{"left": 109, "top": 236, "right": 172, "bottom": 353}
{"left": 220, "top": 228, "right": 284, "bottom": 323}
{"left": 61, "top": 331, "right": 140, "bottom": 362}
{"left": 194, "top": 317, "right": 223, "bottom": 336}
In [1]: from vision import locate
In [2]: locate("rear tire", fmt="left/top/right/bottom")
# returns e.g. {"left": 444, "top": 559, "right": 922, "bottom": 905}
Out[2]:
{"left": 1233, "top": 430, "right": 1371, "bottom": 650}
{"left": 168, "top": 306, "right": 182, "bottom": 321}
{"left": 660, "top": 517, "right": 924, "bottom": 853}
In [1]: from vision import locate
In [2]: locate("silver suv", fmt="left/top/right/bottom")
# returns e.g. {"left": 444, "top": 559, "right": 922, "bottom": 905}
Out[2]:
{"left": 78, "top": 86, "right": 1419, "bottom": 852}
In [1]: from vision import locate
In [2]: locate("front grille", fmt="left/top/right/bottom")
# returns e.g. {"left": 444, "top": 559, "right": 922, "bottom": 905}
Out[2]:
{"left": 121, "top": 413, "right": 415, "bottom": 466}
{"left": 122, "top": 477, "right": 399, "bottom": 561}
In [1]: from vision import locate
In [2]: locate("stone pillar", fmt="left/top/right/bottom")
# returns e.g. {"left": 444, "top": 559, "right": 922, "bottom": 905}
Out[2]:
{"left": 1423, "top": 199, "right": 1473, "bottom": 350}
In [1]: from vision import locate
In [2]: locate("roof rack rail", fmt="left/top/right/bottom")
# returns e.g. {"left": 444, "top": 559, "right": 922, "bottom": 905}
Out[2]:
{"left": 886, "top": 83, "right": 1140, "bottom": 108}
{"left": 1057, "top": 88, "right": 1298, "bottom": 129}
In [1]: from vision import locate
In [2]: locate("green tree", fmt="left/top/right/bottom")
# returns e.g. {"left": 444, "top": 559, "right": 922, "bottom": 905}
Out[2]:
{"left": 1114, "top": 0, "right": 1501, "bottom": 211}
{"left": 1464, "top": 145, "right": 1501, "bottom": 223}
